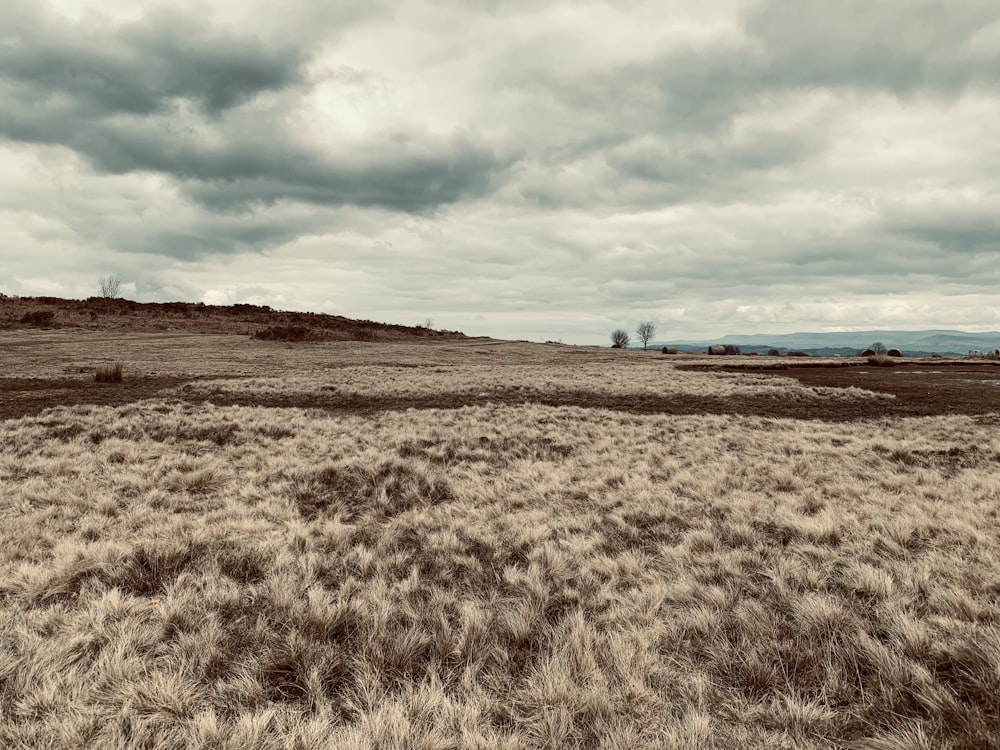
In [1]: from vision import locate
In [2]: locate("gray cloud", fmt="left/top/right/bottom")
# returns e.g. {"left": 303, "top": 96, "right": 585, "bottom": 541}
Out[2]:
{"left": 747, "top": 0, "right": 1000, "bottom": 95}
{"left": 177, "top": 136, "right": 507, "bottom": 213}
{"left": 881, "top": 204, "right": 1000, "bottom": 260}
{"left": 0, "top": 103, "right": 506, "bottom": 212}
{"left": 495, "top": 0, "right": 1000, "bottom": 212}
{"left": 1, "top": 3, "right": 304, "bottom": 117}
{"left": 0, "top": 1, "right": 508, "bottom": 218}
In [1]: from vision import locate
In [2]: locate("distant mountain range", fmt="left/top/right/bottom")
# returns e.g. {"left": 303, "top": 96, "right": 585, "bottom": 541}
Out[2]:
{"left": 660, "top": 330, "right": 1000, "bottom": 357}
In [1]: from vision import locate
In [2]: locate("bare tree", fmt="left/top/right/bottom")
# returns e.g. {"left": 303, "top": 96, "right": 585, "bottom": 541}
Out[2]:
{"left": 611, "top": 329, "right": 630, "bottom": 348}
{"left": 99, "top": 274, "right": 123, "bottom": 300}
{"left": 636, "top": 321, "right": 656, "bottom": 350}
{"left": 870, "top": 341, "right": 887, "bottom": 356}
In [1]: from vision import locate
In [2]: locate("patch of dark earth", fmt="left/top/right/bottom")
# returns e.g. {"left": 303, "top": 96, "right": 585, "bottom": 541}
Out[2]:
{"left": 1, "top": 365, "right": 998, "bottom": 422}
{"left": 0, "top": 376, "right": 192, "bottom": 420}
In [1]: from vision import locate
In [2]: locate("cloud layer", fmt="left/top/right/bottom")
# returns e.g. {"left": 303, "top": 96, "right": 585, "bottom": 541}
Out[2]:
{"left": 2, "top": 0, "right": 999, "bottom": 341}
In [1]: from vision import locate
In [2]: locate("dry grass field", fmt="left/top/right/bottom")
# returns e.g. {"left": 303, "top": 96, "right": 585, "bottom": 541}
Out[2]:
{"left": 2, "top": 328, "right": 1000, "bottom": 748}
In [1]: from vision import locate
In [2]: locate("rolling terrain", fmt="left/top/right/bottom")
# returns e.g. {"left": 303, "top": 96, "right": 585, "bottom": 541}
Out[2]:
{"left": 1, "top": 313, "right": 999, "bottom": 749}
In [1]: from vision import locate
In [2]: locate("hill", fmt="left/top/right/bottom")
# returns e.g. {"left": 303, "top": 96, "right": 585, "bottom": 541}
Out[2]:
{"left": 0, "top": 294, "right": 466, "bottom": 342}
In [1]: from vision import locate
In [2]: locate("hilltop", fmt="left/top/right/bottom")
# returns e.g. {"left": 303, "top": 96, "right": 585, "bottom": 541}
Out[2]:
{"left": 0, "top": 294, "right": 467, "bottom": 342}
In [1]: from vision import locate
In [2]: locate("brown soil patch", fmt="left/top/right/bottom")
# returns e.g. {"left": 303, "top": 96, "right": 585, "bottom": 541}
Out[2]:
{"left": 4, "top": 364, "right": 999, "bottom": 423}
{"left": 0, "top": 376, "right": 191, "bottom": 420}
{"left": 187, "top": 377, "right": 999, "bottom": 422}
{"left": 728, "top": 363, "right": 1000, "bottom": 419}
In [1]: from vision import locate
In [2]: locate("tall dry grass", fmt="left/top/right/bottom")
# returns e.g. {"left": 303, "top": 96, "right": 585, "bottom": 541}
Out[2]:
{"left": 176, "top": 361, "right": 892, "bottom": 405}
{"left": 2, "top": 391, "right": 999, "bottom": 748}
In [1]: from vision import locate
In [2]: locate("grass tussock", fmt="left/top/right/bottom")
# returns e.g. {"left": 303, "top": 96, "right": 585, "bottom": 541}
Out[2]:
{"left": 2, "top": 400, "right": 999, "bottom": 748}
{"left": 867, "top": 355, "right": 898, "bottom": 367}
{"left": 94, "top": 361, "right": 123, "bottom": 383}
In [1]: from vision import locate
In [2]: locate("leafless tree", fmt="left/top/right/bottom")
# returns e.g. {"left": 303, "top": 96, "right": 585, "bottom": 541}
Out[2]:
{"left": 869, "top": 341, "right": 887, "bottom": 356}
{"left": 636, "top": 321, "right": 656, "bottom": 350}
{"left": 611, "top": 329, "right": 630, "bottom": 348}
{"left": 99, "top": 274, "right": 123, "bottom": 300}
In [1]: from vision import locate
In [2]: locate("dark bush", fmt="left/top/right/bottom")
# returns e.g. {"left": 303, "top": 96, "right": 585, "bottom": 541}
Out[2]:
{"left": 20, "top": 310, "right": 55, "bottom": 326}
{"left": 767, "top": 349, "right": 780, "bottom": 357}
{"left": 866, "top": 355, "right": 897, "bottom": 367}
{"left": 253, "top": 326, "right": 314, "bottom": 342}
{"left": 787, "top": 351, "right": 809, "bottom": 357}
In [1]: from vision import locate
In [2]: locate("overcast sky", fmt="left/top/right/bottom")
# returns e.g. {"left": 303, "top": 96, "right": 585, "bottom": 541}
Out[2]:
{"left": 2, "top": 0, "right": 998, "bottom": 343}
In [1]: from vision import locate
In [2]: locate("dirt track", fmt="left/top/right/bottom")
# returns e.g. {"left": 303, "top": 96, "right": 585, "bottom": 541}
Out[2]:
{"left": 2, "top": 363, "right": 999, "bottom": 422}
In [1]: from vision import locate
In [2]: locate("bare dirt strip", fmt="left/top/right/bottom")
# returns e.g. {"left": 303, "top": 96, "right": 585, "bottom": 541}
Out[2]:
{"left": 1, "top": 364, "right": 998, "bottom": 422}
{"left": 0, "top": 376, "right": 191, "bottom": 420}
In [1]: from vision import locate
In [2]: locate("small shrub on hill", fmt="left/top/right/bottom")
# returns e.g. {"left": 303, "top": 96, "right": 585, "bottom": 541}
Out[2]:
{"left": 20, "top": 310, "right": 55, "bottom": 326}
{"left": 253, "top": 325, "right": 315, "bottom": 342}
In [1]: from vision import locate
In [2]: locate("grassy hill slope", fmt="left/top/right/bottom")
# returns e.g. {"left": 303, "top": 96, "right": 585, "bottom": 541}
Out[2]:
{"left": 0, "top": 295, "right": 466, "bottom": 342}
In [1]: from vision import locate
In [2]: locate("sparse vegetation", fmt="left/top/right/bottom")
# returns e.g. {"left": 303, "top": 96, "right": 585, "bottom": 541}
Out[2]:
{"left": 1, "top": 331, "right": 999, "bottom": 748}
{"left": 610, "top": 329, "right": 630, "bottom": 348}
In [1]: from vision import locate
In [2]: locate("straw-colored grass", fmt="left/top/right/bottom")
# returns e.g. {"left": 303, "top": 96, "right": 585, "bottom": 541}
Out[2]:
{"left": 0, "top": 333, "right": 997, "bottom": 748}
{"left": 3, "top": 394, "right": 999, "bottom": 748}
{"left": 177, "top": 361, "right": 891, "bottom": 404}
